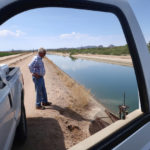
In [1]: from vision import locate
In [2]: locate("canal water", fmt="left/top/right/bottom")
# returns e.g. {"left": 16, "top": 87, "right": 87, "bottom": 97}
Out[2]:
{"left": 47, "top": 54, "right": 139, "bottom": 115}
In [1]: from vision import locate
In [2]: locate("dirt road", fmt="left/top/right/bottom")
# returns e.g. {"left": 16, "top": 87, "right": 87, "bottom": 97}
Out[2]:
{"left": 0, "top": 53, "right": 113, "bottom": 150}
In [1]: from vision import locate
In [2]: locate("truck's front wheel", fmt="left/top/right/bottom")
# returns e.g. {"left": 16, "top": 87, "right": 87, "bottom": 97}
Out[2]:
{"left": 15, "top": 102, "right": 27, "bottom": 143}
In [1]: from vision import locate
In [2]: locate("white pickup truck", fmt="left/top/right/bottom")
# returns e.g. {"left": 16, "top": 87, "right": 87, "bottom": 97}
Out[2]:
{"left": 0, "top": 64, "right": 27, "bottom": 150}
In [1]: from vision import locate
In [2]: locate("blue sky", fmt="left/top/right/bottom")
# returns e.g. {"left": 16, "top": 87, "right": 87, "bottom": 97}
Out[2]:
{"left": 0, "top": 0, "right": 149, "bottom": 51}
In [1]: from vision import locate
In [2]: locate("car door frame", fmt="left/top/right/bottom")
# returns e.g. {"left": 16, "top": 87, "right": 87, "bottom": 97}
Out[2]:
{"left": 0, "top": 0, "right": 150, "bottom": 149}
{"left": 0, "top": 79, "right": 15, "bottom": 150}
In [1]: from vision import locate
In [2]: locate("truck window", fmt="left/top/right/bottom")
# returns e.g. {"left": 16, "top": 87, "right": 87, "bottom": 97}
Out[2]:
{"left": 0, "top": 77, "right": 5, "bottom": 89}
{"left": 6, "top": 67, "right": 18, "bottom": 81}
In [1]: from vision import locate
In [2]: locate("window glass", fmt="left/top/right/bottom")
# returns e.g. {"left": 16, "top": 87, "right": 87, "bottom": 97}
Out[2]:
{"left": 0, "top": 8, "right": 141, "bottom": 149}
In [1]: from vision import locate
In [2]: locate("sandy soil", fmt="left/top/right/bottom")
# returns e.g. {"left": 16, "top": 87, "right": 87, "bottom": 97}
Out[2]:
{"left": 1, "top": 53, "right": 115, "bottom": 150}
{"left": 73, "top": 54, "right": 132, "bottom": 67}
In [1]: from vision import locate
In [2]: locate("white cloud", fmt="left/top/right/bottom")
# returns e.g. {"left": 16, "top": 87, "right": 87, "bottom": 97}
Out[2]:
{"left": 59, "top": 32, "right": 126, "bottom": 47}
{"left": 0, "top": 29, "right": 25, "bottom": 37}
{"left": 59, "top": 32, "right": 87, "bottom": 39}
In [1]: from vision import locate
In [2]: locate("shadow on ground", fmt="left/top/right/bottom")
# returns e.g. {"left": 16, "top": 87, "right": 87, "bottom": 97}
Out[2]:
{"left": 12, "top": 117, "right": 66, "bottom": 150}
{"left": 89, "top": 118, "right": 109, "bottom": 135}
{"left": 50, "top": 105, "right": 92, "bottom": 122}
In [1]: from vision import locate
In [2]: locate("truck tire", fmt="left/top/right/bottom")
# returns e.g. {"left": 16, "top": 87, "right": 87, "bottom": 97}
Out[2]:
{"left": 15, "top": 102, "right": 27, "bottom": 144}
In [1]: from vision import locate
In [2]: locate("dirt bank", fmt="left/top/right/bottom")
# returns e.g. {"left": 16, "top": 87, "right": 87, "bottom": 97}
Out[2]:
{"left": 48, "top": 52, "right": 132, "bottom": 67}
{"left": 4, "top": 54, "right": 115, "bottom": 150}
{"left": 73, "top": 54, "right": 132, "bottom": 67}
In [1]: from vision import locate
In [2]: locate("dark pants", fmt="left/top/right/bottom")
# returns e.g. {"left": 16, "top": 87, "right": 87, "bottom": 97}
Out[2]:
{"left": 32, "top": 76, "right": 48, "bottom": 106}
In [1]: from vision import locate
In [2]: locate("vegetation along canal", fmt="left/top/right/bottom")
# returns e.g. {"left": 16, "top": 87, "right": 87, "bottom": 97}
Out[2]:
{"left": 47, "top": 54, "right": 139, "bottom": 115}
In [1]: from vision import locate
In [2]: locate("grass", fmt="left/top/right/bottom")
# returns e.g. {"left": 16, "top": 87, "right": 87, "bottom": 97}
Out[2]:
{"left": 48, "top": 44, "right": 150, "bottom": 56}
{"left": 57, "top": 67, "right": 91, "bottom": 108}
{"left": 0, "top": 52, "right": 20, "bottom": 57}
{"left": 48, "top": 45, "right": 130, "bottom": 56}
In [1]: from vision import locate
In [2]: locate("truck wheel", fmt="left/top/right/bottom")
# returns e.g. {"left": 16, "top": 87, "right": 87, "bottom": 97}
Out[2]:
{"left": 15, "top": 102, "right": 27, "bottom": 144}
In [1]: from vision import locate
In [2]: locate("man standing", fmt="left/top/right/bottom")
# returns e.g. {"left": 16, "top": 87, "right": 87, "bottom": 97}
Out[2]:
{"left": 29, "top": 48, "right": 52, "bottom": 110}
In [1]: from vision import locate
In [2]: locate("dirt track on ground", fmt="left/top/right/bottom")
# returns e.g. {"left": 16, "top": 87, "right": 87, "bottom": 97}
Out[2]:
{"left": 1, "top": 53, "right": 114, "bottom": 150}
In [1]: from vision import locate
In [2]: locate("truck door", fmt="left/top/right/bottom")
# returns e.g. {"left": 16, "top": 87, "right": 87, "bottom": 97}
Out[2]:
{"left": 8, "top": 69, "right": 22, "bottom": 123}
{"left": 0, "top": 78, "right": 15, "bottom": 150}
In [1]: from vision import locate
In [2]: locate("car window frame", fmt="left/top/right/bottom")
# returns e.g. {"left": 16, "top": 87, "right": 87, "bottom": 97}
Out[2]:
{"left": 0, "top": 0, "right": 150, "bottom": 149}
